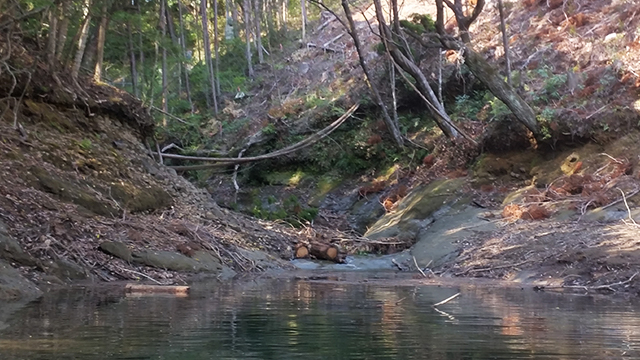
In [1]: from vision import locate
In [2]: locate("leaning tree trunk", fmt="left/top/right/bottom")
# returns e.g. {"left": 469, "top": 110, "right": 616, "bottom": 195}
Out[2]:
{"left": 434, "top": 0, "right": 539, "bottom": 137}
{"left": 463, "top": 48, "right": 538, "bottom": 134}
{"left": 341, "top": 0, "right": 403, "bottom": 147}
{"left": 372, "top": 0, "right": 460, "bottom": 139}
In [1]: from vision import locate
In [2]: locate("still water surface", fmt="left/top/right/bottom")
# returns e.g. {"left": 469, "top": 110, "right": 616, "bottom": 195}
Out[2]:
{"left": 2, "top": 272, "right": 640, "bottom": 359}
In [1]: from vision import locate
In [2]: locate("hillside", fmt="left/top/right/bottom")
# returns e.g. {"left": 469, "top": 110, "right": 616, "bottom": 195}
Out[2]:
{"left": 2, "top": 0, "right": 640, "bottom": 297}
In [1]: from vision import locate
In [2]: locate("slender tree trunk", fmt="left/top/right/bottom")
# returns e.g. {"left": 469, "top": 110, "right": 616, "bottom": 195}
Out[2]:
{"left": 165, "top": 2, "right": 182, "bottom": 96}
{"left": 160, "top": 0, "right": 168, "bottom": 124}
{"left": 200, "top": 0, "right": 218, "bottom": 112}
{"left": 137, "top": 0, "right": 146, "bottom": 98}
{"left": 300, "top": 0, "right": 306, "bottom": 40}
{"left": 497, "top": 0, "right": 511, "bottom": 85}
{"left": 254, "top": 0, "right": 264, "bottom": 63}
{"left": 177, "top": 0, "right": 194, "bottom": 113}
{"left": 232, "top": 1, "right": 239, "bottom": 37}
{"left": 243, "top": 0, "right": 254, "bottom": 78}
{"left": 93, "top": 1, "right": 109, "bottom": 82}
{"left": 46, "top": 5, "right": 58, "bottom": 69}
{"left": 341, "top": 0, "right": 403, "bottom": 146}
{"left": 56, "top": 0, "right": 70, "bottom": 61}
{"left": 72, "top": 1, "right": 92, "bottom": 80}
{"left": 127, "top": 21, "right": 139, "bottom": 97}
{"left": 213, "top": 0, "right": 221, "bottom": 93}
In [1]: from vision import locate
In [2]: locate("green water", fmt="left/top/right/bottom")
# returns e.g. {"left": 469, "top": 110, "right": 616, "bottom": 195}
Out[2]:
{"left": 1, "top": 272, "right": 640, "bottom": 359}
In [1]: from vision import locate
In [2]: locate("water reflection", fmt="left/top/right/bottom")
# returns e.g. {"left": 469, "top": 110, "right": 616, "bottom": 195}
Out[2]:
{"left": 1, "top": 273, "right": 640, "bottom": 359}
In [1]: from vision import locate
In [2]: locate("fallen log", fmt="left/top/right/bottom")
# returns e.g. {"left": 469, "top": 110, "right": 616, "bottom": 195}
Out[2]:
{"left": 295, "top": 243, "right": 310, "bottom": 258}
{"left": 125, "top": 283, "right": 190, "bottom": 296}
{"left": 309, "top": 242, "right": 341, "bottom": 262}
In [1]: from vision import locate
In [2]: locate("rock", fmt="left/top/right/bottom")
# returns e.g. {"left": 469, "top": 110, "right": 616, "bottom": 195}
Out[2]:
{"left": 0, "top": 260, "right": 42, "bottom": 301}
{"left": 0, "top": 220, "right": 37, "bottom": 267}
{"left": 347, "top": 196, "right": 386, "bottom": 234}
{"left": 29, "top": 166, "right": 119, "bottom": 217}
{"left": 361, "top": 178, "right": 498, "bottom": 267}
{"left": 132, "top": 250, "right": 223, "bottom": 273}
{"left": 109, "top": 182, "right": 173, "bottom": 213}
{"left": 365, "top": 178, "right": 468, "bottom": 240}
{"left": 43, "top": 258, "right": 90, "bottom": 281}
{"left": 99, "top": 241, "right": 133, "bottom": 262}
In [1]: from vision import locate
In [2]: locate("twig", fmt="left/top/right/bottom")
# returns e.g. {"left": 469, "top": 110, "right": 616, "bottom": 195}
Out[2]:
{"left": 618, "top": 188, "right": 639, "bottom": 226}
{"left": 551, "top": 272, "right": 638, "bottom": 292}
{"left": 456, "top": 259, "right": 531, "bottom": 275}
{"left": 601, "top": 189, "right": 640, "bottom": 210}
{"left": 149, "top": 105, "right": 188, "bottom": 124}
{"left": 585, "top": 105, "right": 608, "bottom": 120}
{"left": 413, "top": 256, "right": 427, "bottom": 278}
{"left": 433, "top": 292, "right": 460, "bottom": 307}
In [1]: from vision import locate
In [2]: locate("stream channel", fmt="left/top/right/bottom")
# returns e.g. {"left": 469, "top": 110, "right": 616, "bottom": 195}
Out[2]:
{"left": 1, "top": 271, "right": 640, "bottom": 359}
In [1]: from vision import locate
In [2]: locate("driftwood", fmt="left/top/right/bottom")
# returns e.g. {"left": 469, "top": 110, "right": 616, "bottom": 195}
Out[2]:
{"left": 125, "top": 283, "right": 190, "bottom": 296}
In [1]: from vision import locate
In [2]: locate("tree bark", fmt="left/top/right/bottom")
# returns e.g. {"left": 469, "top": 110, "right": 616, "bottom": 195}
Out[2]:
{"left": 71, "top": 1, "right": 92, "bottom": 80}
{"left": 160, "top": 0, "right": 168, "bottom": 124}
{"left": 463, "top": 47, "right": 538, "bottom": 134}
{"left": 46, "top": 5, "right": 58, "bottom": 69}
{"left": 127, "top": 21, "right": 139, "bottom": 97}
{"left": 497, "top": 0, "right": 511, "bottom": 85}
{"left": 55, "top": 0, "right": 70, "bottom": 61}
{"left": 213, "top": 0, "right": 221, "bottom": 93}
{"left": 300, "top": 0, "right": 306, "bottom": 40}
{"left": 253, "top": 0, "right": 264, "bottom": 64}
{"left": 201, "top": 0, "right": 219, "bottom": 112}
{"left": 243, "top": 0, "right": 255, "bottom": 78}
{"left": 177, "top": 0, "right": 194, "bottom": 113}
{"left": 341, "top": 0, "right": 403, "bottom": 147}
{"left": 137, "top": 0, "right": 146, "bottom": 98}
{"left": 93, "top": 1, "right": 109, "bottom": 82}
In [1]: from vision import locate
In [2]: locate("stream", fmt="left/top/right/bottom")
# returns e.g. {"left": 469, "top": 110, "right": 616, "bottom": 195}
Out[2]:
{"left": 1, "top": 271, "right": 640, "bottom": 359}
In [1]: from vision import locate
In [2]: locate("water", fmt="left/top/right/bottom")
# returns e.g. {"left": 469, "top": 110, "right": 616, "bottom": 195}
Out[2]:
{"left": 2, "top": 272, "right": 640, "bottom": 359}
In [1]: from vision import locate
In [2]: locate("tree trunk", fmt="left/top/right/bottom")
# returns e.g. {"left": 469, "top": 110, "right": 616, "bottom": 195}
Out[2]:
{"left": 243, "top": 0, "right": 254, "bottom": 78}
{"left": 232, "top": 0, "right": 239, "bottom": 37}
{"left": 137, "top": 0, "right": 146, "bottom": 99}
{"left": 200, "top": 0, "right": 218, "bottom": 112}
{"left": 300, "top": 0, "right": 306, "bottom": 40}
{"left": 497, "top": 0, "right": 511, "bottom": 85}
{"left": 373, "top": 0, "right": 460, "bottom": 139}
{"left": 340, "top": 0, "right": 403, "bottom": 147}
{"left": 127, "top": 21, "right": 139, "bottom": 97}
{"left": 213, "top": 0, "right": 221, "bottom": 93}
{"left": 165, "top": 1, "right": 182, "bottom": 96}
{"left": 160, "top": 0, "right": 168, "bottom": 124}
{"left": 434, "top": 0, "right": 538, "bottom": 136}
{"left": 464, "top": 47, "right": 539, "bottom": 134}
{"left": 46, "top": 5, "right": 58, "bottom": 69}
{"left": 177, "top": 0, "right": 194, "bottom": 113}
{"left": 93, "top": 1, "right": 109, "bottom": 82}
{"left": 71, "top": 1, "right": 92, "bottom": 80}
{"left": 55, "top": 0, "right": 70, "bottom": 61}
{"left": 253, "top": 0, "right": 264, "bottom": 64}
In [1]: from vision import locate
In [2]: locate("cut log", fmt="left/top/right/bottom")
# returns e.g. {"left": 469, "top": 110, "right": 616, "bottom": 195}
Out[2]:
{"left": 125, "top": 283, "right": 189, "bottom": 297}
{"left": 295, "top": 243, "right": 310, "bottom": 258}
{"left": 309, "top": 242, "right": 341, "bottom": 262}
